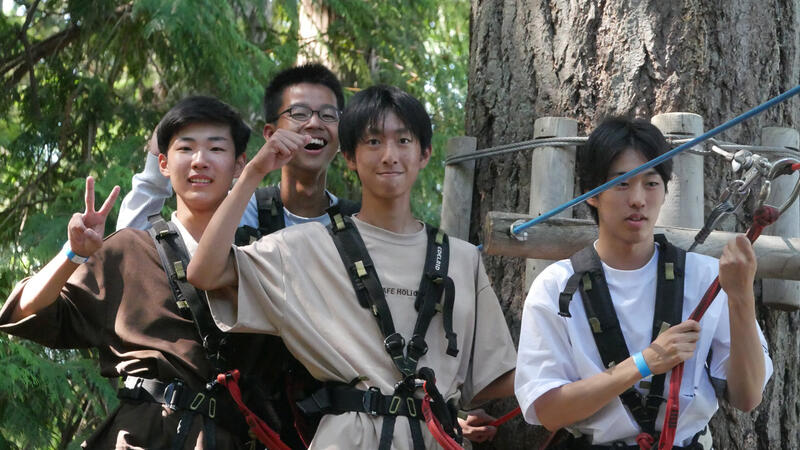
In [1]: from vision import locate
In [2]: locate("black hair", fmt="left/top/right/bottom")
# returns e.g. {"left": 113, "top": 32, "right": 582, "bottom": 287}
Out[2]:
{"left": 338, "top": 85, "right": 432, "bottom": 160}
{"left": 263, "top": 63, "right": 345, "bottom": 123}
{"left": 578, "top": 116, "right": 672, "bottom": 223}
{"left": 156, "top": 95, "right": 251, "bottom": 157}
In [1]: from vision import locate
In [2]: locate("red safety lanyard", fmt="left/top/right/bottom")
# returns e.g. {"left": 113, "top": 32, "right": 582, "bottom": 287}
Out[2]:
{"left": 657, "top": 205, "right": 780, "bottom": 450}
{"left": 216, "top": 370, "right": 292, "bottom": 450}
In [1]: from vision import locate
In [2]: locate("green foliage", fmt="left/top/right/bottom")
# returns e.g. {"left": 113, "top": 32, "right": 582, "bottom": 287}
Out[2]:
{"left": 0, "top": 0, "right": 468, "bottom": 445}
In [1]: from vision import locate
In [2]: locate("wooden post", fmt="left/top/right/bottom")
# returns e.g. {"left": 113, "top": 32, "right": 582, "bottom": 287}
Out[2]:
{"left": 441, "top": 136, "right": 477, "bottom": 240}
{"left": 761, "top": 127, "right": 800, "bottom": 310}
{"left": 525, "top": 117, "right": 578, "bottom": 289}
{"left": 651, "top": 113, "right": 705, "bottom": 229}
{"left": 483, "top": 212, "right": 800, "bottom": 280}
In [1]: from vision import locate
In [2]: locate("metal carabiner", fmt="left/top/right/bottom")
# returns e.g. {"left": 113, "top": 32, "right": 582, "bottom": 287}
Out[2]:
{"left": 761, "top": 157, "right": 800, "bottom": 214}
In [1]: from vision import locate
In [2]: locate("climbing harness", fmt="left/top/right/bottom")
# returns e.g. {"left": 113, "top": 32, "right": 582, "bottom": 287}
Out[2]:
{"left": 300, "top": 206, "right": 462, "bottom": 450}
{"left": 148, "top": 215, "right": 297, "bottom": 449}
{"left": 558, "top": 235, "right": 685, "bottom": 448}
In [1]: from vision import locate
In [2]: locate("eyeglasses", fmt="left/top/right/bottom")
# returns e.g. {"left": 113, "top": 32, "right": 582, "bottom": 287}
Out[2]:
{"left": 276, "top": 105, "right": 340, "bottom": 123}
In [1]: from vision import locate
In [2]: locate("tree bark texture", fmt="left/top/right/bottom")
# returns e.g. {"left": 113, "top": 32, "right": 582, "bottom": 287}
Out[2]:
{"left": 466, "top": 1, "right": 800, "bottom": 448}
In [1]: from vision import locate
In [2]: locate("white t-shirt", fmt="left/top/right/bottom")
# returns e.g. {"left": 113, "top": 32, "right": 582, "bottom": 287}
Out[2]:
{"left": 515, "top": 242, "right": 773, "bottom": 446}
{"left": 208, "top": 216, "right": 517, "bottom": 449}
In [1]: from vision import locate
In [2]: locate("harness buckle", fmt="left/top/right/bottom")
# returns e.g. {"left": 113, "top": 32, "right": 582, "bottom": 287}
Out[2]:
{"left": 384, "top": 333, "right": 405, "bottom": 354}
{"left": 363, "top": 386, "right": 381, "bottom": 416}
{"left": 408, "top": 334, "right": 428, "bottom": 358}
{"left": 163, "top": 380, "right": 184, "bottom": 410}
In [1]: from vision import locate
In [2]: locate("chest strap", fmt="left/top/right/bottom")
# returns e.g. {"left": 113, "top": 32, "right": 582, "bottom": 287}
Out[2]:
{"left": 558, "top": 235, "right": 686, "bottom": 437}
{"left": 324, "top": 206, "right": 461, "bottom": 449}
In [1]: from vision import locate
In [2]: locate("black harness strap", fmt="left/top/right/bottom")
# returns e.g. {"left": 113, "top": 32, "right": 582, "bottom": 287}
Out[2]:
{"left": 147, "top": 215, "right": 227, "bottom": 369}
{"left": 558, "top": 235, "right": 686, "bottom": 438}
{"left": 236, "top": 185, "right": 362, "bottom": 246}
{"left": 323, "top": 206, "right": 460, "bottom": 449}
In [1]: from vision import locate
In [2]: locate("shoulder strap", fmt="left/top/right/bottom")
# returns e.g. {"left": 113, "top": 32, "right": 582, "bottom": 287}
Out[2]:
{"left": 558, "top": 246, "right": 597, "bottom": 317}
{"left": 147, "top": 214, "right": 227, "bottom": 369}
{"left": 645, "top": 234, "right": 687, "bottom": 424}
{"left": 337, "top": 198, "right": 361, "bottom": 216}
{"left": 255, "top": 185, "right": 286, "bottom": 235}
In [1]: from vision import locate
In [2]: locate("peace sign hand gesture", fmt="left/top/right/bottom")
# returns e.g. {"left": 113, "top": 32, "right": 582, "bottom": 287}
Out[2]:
{"left": 67, "top": 176, "right": 121, "bottom": 258}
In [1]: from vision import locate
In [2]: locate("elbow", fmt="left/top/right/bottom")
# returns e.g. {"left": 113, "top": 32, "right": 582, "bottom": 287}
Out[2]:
{"left": 186, "top": 262, "right": 212, "bottom": 290}
{"left": 731, "top": 392, "right": 763, "bottom": 413}
{"left": 533, "top": 396, "right": 569, "bottom": 432}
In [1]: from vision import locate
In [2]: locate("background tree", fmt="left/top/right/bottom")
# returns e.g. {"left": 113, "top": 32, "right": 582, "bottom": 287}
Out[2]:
{"left": 0, "top": 0, "right": 468, "bottom": 446}
{"left": 466, "top": 1, "right": 800, "bottom": 449}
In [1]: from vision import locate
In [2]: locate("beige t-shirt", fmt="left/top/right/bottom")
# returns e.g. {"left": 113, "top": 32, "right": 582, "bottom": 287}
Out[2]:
{"left": 208, "top": 216, "right": 516, "bottom": 449}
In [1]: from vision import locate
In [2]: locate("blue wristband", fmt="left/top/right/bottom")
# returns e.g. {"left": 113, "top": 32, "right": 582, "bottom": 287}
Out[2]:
{"left": 63, "top": 242, "right": 89, "bottom": 264}
{"left": 632, "top": 352, "right": 652, "bottom": 378}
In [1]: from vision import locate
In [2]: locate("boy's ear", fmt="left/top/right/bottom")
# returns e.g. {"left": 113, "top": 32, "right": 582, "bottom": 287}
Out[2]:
{"left": 158, "top": 153, "right": 169, "bottom": 177}
{"left": 345, "top": 151, "right": 358, "bottom": 171}
{"left": 233, "top": 153, "right": 247, "bottom": 178}
{"left": 585, "top": 195, "right": 598, "bottom": 208}
{"left": 419, "top": 146, "right": 432, "bottom": 169}
{"left": 263, "top": 123, "right": 276, "bottom": 139}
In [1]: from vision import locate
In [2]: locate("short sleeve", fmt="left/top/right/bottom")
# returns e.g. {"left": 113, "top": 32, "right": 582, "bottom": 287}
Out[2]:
{"left": 461, "top": 256, "right": 517, "bottom": 405}
{"left": 206, "top": 235, "right": 288, "bottom": 335}
{"left": 515, "top": 263, "right": 579, "bottom": 425}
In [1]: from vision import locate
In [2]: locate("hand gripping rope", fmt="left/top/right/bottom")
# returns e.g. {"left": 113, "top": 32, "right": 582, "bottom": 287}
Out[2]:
{"left": 657, "top": 158, "right": 800, "bottom": 450}
{"left": 215, "top": 370, "right": 292, "bottom": 450}
{"left": 487, "top": 85, "right": 800, "bottom": 442}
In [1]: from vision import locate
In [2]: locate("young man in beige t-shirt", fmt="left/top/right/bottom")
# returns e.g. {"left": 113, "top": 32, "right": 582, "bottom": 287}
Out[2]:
{"left": 188, "top": 85, "right": 517, "bottom": 449}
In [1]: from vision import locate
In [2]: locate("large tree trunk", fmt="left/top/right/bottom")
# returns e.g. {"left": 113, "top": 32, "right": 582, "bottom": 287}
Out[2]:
{"left": 466, "top": 1, "right": 800, "bottom": 448}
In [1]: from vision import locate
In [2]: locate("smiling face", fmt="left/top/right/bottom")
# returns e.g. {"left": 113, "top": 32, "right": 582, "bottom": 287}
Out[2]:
{"left": 158, "top": 122, "right": 246, "bottom": 215}
{"left": 586, "top": 148, "right": 666, "bottom": 248}
{"left": 264, "top": 82, "right": 339, "bottom": 175}
{"left": 345, "top": 110, "right": 431, "bottom": 203}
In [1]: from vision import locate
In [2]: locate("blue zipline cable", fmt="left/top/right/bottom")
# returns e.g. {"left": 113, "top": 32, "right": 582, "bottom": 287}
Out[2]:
{"left": 508, "top": 84, "right": 800, "bottom": 236}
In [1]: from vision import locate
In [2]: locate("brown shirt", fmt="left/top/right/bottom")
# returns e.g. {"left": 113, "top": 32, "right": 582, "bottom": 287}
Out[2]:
{"left": 0, "top": 228, "right": 242, "bottom": 449}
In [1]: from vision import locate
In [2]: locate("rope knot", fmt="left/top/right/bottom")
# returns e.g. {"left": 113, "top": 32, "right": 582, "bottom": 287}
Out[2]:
{"left": 636, "top": 432, "right": 655, "bottom": 450}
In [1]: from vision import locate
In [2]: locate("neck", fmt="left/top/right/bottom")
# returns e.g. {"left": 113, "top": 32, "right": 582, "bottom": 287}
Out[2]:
{"left": 174, "top": 201, "right": 214, "bottom": 243}
{"left": 280, "top": 165, "right": 330, "bottom": 218}
{"left": 356, "top": 193, "right": 421, "bottom": 234}
{"left": 594, "top": 231, "right": 655, "bottom": 270}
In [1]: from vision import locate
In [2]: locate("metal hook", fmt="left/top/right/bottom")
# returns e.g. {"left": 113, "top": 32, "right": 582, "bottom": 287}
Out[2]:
{"left": 762, "top": 157, "right": 800, "bottom": 214}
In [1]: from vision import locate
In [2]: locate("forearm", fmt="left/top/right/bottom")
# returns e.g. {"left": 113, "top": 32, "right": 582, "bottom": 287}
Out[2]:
{"left": 534, "top": 357, "right": 643, "bottom": 431}
{"left": 470, "top": 370, "right": 515, "bottom": 406}
{"left": 725, "top": 294, "right": 766, "bottom": 412}
{"left": 12, "top": 254, "right": 78, "bottom": 322}
{"left": 187, "top": 165, "right": 263, "bottom": 290}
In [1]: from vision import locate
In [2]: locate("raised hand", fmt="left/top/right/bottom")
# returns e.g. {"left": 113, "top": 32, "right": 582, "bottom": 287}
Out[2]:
{"left": 642, "top": 320, "right": 701, "bottom": 375}
{"left": 67, "top": 176, "right": 121, "bottom": 258}
{"left": 719, "top": 234, "right": 757, "bottom": 306}
{"left": 249, "top": 129, "right": 311, "bottom": 176}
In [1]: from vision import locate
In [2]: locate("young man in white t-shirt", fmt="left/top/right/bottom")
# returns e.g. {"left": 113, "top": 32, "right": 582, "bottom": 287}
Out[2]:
{"left": 187, "top": 85, "right": 517, "bottom": 449}
{"left": 515, "top": 117, "right": 772, "bottom": 448}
